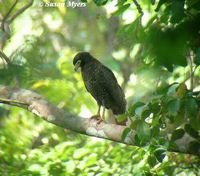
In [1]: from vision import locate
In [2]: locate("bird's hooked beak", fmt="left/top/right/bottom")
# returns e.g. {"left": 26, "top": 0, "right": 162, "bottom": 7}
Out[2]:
{"left": 74, "top": 60, "right": 81, "bottom": 72}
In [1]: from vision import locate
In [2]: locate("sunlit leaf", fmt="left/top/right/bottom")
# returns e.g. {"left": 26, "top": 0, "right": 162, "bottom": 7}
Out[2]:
{"left": 155, "top": 0, "right": 168, "bottom": 11}
{"left": 113, "top": 4, "right": 130, "bottom": 16}
{"left": 116, "top": 113, "right": 128, "bottom": 123}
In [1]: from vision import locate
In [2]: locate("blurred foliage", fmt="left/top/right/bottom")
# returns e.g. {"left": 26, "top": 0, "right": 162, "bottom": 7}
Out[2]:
{"left": 0, "top": 0, "right": 200, "bottom": 175}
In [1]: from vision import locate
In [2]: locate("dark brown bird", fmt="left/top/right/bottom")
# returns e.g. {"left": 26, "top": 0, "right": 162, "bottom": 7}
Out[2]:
{"left": 73, "top": 52, "right": 126, "bottom": 121}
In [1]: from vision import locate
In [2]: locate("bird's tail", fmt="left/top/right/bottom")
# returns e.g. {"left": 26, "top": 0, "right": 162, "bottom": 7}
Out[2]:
{"left": 112, "top": 104, "right": 126, "bottom": 115}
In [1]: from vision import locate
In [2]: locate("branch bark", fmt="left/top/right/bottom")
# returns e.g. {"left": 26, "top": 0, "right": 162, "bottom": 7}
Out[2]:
{"left": 0, "top": 85, "right": 199, "bottom": 156}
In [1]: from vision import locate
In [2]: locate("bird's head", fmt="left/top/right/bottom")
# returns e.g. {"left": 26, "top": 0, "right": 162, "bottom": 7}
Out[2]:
{"left": 73, "top": 52, "right": 93, "bottom": 72}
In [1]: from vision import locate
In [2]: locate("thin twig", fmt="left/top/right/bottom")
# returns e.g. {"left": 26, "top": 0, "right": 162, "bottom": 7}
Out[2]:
{"left": 155, "top": 75, "right": 161, "bottom": 91}
{"left": 0, "top": 50, "right": 11, "bottom": 65}
{"left": 0, "top": 97, "right": 29, "bottom": 107}
{"left": 0, "top": 0, "right": 33, "bottom": 50}
{"left": 188, "top": 51, "right": 194, "bottom": 91}
{"left": 133, "top": 0, "right": 143, "bottom": 16}
{"left": 8, "top": 0, "right": 34, "bottom": 23}
{"left": 1, "top": 0, "right": 19, "bottom": 31}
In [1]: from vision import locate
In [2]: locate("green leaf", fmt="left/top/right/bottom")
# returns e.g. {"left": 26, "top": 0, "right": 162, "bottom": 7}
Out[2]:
{"left": 142, "top": 108, "right": 151, "bottom": 119}
{"left": 116, "top": 113, "right": 128, "bottom": 123}
{"left": 128, "top": 102, "right": 145, "bottom": 116}
{"left": 93, "top": 0, "right": 108, "bottom": 6}
{"left": 170, "top": 0, "right": 185, "bottom": 23}
{"left": 130, "top": 119, "right": 140, "bottom": 129}
{"left": 185, "top": 97, "right": 198, "bottom": 118}
{"left": 151, "top": 126, "right": 160, "bottom": 138}
{"left": 171, "top": 129, "right": 185, "bottom": 141}
{"left": 155, "top": 0, "right": 168, "bottom": 12}
{"left": 135, "top": 105, "right": 146, "bottom": 117}
{"left": 154, "top": 148, "right": 166, "bottom": 162}
{"left": 188, "top": 141, "right": 200, "bottom": 155}
{"left": 117, "top": 17, "right": 142, "bottom": 44}
{"left": 147, "top": 155, "right": 157, "bottom": 167}
{"left": 184, "top": 124, "right": 199, "bottom": 139}
{"left": 151, "top": 115, "right": 160, "bottom": 127}
{"left": 158, "top": 137, "right": 167, "bottom": 145}
{"left": 136, "top": 120, "right": 151, "bottom": 144}
{"left": 85, "top": 154, "right": 97, "bottom": 167}
{"left": 134, "top": 134, "right": 141, "bottom": 146}
{"left": 113, "top": 4, "right": 130, "bottom": 16}
{"left": 150, "top": 0, "right": 155, "bottom": 5}
{"left": 167, "top": 99, "right": 180, "bottom": 116}
{"left": 194, "top": 48, "right": 200, "bottom": 66}
{"left": 73, "top": 148, "right": 90, "bottom": 159}
{"left": 149, "top": 100, "right": 161, "bottom": 115}
{"left": 121, "top": 127, "right": 132, "bottom": 141}
{"left": 117, "top": 0, "right": 127, "bottom": 6}
{"left": 167, "top": 83, "right": 179, "bottom": 97}
{"left": 132, "top": 104, "right": 151, "bottom": 119}
{"left": 176, "top": 83, "right": 187, "bottom": 98}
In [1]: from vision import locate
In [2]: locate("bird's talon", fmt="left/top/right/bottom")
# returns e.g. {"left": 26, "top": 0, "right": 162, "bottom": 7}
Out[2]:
{"left": 97, "top": 119, "right": 103, "bottom": 124}
{"left": 90, "top": 115, "right": 103, "bottom": 124}
{"left": 91, "top": 115, "right": 100, "bottom": 119}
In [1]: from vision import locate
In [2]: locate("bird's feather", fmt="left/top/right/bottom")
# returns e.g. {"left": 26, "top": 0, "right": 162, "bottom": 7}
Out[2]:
{"left": 81, "top": 59, "right": 126, "bottom": 114}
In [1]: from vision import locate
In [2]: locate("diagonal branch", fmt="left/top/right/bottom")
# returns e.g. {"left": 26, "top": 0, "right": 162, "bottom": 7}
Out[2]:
{"left": 8, "top": 0, "right": 34, "bottom": 23}
{"left": 0, "top": 50, "right": 11, "bottom": 65}
{"left": 133, "top": 0, "right": 143, "bottom": 16}
{"left": 0, "top": 85, "right": 130, "bottom": 144}
{"left": 0, "top": 85, "right": 199, "bottom": 156}
{"left": 1, "top": 0, "right": 19, "bottom": 31}
{"left": 0, "top": 97, "right": 28, "bottom": 108}
{"left": 0, "top": 0, "right": 34, "bottom": 49}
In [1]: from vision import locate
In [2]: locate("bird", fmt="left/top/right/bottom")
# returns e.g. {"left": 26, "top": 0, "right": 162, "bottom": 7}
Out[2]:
{"left": 73, "top": 52, "right": 126, "bottom": 122}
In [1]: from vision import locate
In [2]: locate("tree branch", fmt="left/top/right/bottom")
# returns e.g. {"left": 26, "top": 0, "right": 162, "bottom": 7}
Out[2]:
{"left": 0, "top": 85, "right": 199, "bottom": 155}
{"left": 0, "top": 50, "right": 11, "bottom": 65}
{"left": 8, "top": 0, "right": 34, "bottom": 23}
{"left": 0, "top": 0, "right": 33, "bottom": 49}
{"left": 133, "top": 0, "right": 143, "bottom": 16}
{"left": 1, "top": 0, "right": 19, "bottom": 31}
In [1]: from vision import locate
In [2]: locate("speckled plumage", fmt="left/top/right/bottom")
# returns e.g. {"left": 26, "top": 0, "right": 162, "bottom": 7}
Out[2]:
{"left": 73, "top": 52, "right": 126, "bottom": 115}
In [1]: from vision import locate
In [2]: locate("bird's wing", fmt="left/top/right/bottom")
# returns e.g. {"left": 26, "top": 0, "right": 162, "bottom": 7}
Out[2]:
{"left": 100, "top": 64, "right": 126, "bottom": 106}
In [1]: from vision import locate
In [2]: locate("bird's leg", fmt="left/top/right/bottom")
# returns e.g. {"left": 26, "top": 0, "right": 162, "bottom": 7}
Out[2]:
{"left": 97, "top": 106, "right": 105, "bottom": 124}
{"left": 91, "top": 105, "right": 101, "bottom": 119}
{"left": 97, "top": 105, "right": 101, "bottom": 117}
{"left": 91, "top": 105, "right": 105, "bottom": 124}
{"left": 102, "top": 107, "right": 105, "bottom": 121}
